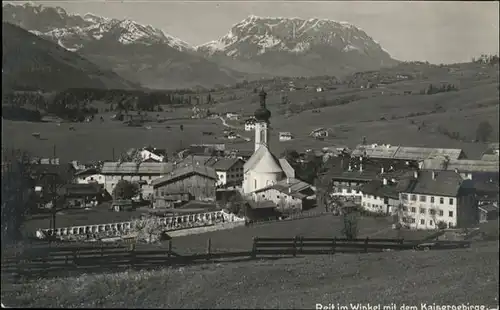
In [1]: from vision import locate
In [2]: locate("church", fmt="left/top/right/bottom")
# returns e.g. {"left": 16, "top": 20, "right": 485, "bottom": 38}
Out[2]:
{"left": 242, "top": 88, "right": 296, "bottom": 195}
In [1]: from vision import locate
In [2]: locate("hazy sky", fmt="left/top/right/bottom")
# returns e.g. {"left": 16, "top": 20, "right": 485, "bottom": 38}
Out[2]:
{"left": 10, "top": 1, "right": 500, "bottom": 64}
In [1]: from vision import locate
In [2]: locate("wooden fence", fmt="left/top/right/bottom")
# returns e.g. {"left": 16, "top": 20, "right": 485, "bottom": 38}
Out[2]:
{"left": 1, "top": 237, "right": 470, "bottom": 282}
{"left": 251, "top": 237, "right": 407, "bottom": 258}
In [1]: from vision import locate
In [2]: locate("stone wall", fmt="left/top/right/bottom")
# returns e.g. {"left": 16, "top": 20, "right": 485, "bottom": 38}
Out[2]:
{"left": 36, "top": 210, "right": 245, "bottom": 241}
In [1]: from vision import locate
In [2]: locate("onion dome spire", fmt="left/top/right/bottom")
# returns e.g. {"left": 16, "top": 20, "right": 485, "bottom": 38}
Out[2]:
{"left": 254, "top": 87, "right": 271, "bottom": 123}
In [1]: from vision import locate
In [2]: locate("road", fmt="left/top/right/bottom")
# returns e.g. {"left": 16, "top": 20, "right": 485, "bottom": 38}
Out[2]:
{"left": 218, "top": 117, "right": 251, "bottom": 142}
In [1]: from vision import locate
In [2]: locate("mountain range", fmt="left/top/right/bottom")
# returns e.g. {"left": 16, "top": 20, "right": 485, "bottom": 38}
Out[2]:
{"left": 2, "top": 3, "right": 399, "bottom": 90}
{"left": 2, "top": 22, "right": 138, "bottom": 91}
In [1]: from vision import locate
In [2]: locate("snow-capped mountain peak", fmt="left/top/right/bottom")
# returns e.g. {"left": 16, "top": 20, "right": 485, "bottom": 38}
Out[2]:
{"left": 197, "top": 15, "right": 387, "bottom": 59}
{"left": 2, "top": 2, "right": 194, "bottom": 52}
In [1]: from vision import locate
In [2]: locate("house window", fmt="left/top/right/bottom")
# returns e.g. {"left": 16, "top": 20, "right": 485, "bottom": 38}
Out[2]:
{"left": 277, "top": 196, "right": 280, "bottom": 199}
{"left": 419, "top": 195, "right": 426, "bottom": 202}
{"left": 262, "top": 194, "right": 265, "bottom": 198}
{"left": 410, "top": 195, "right": 417, "bottom": 201}
{"left": 439, "top": 210, "right": 444, "bottom": 216}
{"left": 430, "top": 220, "right": 434, "bottom": 226}
{"left": 409, "top": 218, "right": 415, "bottom": 223}
{"left": 401, "top": 194, "right": 408, "bottom": 200}
{"left": 430, "top": 209, "right": 436, "bottom": 215}
{"left": 402, "top": 206, "right": 408, "bottom": 212}
{"left": 449, "top": 211, "right": 453, "bottom": 217}
{"left": 420, "top": 208, "right": 426, "bottom": 214}
{"left": 440, "top": 198, "right": 444, "bottom": 204}
{"left": 254, "top": 179, "right": 257, "bottom": 189}
{"left": 449, "top": 198, "right": 454, "bottom": 205}
{"left": 420, "top": 219, "right": 425, "bottom": 225}
{"left": 363, "top": 202, "right": 366, "bottom": 206}
{"left": 430, "top": 196, "right": 435, "bottom": 203}
{"left": 411, "top": 207, "right": 416, "bottom": 213}
{"left": 402, "top": 217, "right": 408, "bottom": 223}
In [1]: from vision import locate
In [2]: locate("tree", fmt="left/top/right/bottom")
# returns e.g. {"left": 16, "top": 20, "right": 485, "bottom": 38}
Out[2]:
{"left": 341, "top": 206, "right": 359, "bottom": 240}
{"left": 1, "top": 149, "right": 35, "bottom": 247}
{"left": 112, "top": 180, "right": 140, "bottom": 200}
{"left": 134, "top": 215, "right": 163, "bottom": 243}
{"left": 476, "top": 121, "right": 493, "bottom": 142}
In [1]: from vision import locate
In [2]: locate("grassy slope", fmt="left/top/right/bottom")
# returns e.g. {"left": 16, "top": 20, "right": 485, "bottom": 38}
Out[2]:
{"left": 2, "top": 22, "right": 138, "bottom": 91}
{"left": 207, "top": 64, "right": 499, "bottom": 159}
{"left": 2, "top": 241, "right": 497, "bottom": 308}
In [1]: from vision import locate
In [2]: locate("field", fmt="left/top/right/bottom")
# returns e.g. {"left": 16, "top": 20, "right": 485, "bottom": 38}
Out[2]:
{"left": 2, "top": 112, "right": 225, "bottom": 162}
{"left": 3, "top": 62, "right": 499, "bottom": 161}
{"left": 2, "top": 240, "right": 497, "bottom": 308}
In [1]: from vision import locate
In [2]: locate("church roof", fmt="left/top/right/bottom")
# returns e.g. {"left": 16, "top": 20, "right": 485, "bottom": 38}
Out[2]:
{"left": 244, "top": 145, "right": 283, "bottom": 174}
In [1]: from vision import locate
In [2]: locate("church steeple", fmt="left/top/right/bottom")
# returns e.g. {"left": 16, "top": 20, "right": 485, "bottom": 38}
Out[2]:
{"left": 254, "top": 87, "right": 271, "bottom": 151}
{"left": 254, "top": 87, "right": 271, "bottom": 124}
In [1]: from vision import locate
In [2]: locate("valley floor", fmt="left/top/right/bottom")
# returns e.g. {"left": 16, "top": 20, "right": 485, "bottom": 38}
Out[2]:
{"left": 1, "top": 241, "right": 498, "bottom": 308}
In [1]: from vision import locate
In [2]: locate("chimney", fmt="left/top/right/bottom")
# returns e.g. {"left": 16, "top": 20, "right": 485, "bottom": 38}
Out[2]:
{"left": 383, "top": 178, "right": 388, "bottom": 185}
{"left": 414, "top": 171, "right": 418, "bottom": 179}
{"left": 288, "top": 187, "right": 292, "bottom": 194}
{"left": 359, "top": 163, "right": 363, "bottom": 172}
{"left": 381, "top": 167, "right": 384, "bottom": 174}
{"left": 348, "top": 164, "right": 352, "bottom": 171}
{"left": 454, "top": 168, "right": 458, "bottom": 174}
{"left": 286, "top": 178, "right": 290, "bottom": 184}
{"left": 432, "top": 171, "right": 436, "bottom": 180}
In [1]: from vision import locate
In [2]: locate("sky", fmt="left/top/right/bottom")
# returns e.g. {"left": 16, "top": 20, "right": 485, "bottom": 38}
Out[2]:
{"left": 8, "top": 1, "right": 500, "bottom": 64}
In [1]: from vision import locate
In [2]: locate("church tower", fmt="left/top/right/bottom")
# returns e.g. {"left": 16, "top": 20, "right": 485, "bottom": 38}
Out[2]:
{"left": 254, "top": 88, "right": 271, "bottom": 151}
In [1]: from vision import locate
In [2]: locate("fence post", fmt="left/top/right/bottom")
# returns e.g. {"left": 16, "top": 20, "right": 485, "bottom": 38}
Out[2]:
{"left": 293, "top": 236, "right": 298, "bottom": 257}
{"left": 251, "top": 237, "right": 257, "bottom": 259}
{"left": 101, "top": 244, "right": 104, "bottom": 257}
{"left": 332, "top": 237, "right": 336, "bottom": 255}
{"left": 167, "top": 240, "right": 172, "bottom": 258}
{"left": 299, "top": 236, "right": 304, "bottom": 254}
{"left": 206, "top": 238, "right": 212, "bottom": 261}
{"left": 364, "top": 237, "right": 369, "bottom": 253}
{"left": 129, "top": 243, "right": 136, "bottom": 267}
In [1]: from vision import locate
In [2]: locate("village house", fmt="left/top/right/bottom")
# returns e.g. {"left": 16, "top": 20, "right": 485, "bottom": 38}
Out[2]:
{"left": 478, "top": 203, "right": 499, "bottom": 223}
{"left": 101, "top": 162, "right": 172, "bottom": 199}
{"left": 310, "top": 128, "right": 329, "bottom": 139}
{"left": 74, "top": 168, "right": 105, "bottom": 185}
{"left": 359, "top": 175, "right": 400, "bottom": 215}
{"left": 351, "top": 144, "right": 466, "bottom": 165}
{"left": 420, "top": 158, "right": 499, "bottom": 181}
{"left": 205, "top": 157, "right": 245, "bottom": 187}
{"left": 252, "top": 178, "right": 315, "bottom": 212}
{"left": 279, "top": 132, "right": 294, "bottom": 142}
{"left": 226, "top": 112, "right": 240, "bottom": 120}
{"left": 397, "top": 170, "right": 477, "bottom": 230}
{"left": 139, "top": 147, "right": 167, "bottom": 162}
{"left": 60, "top": 183, "right": 105, "bottom": 208}
{"left": 188, "top": 144, "right": 226, "bottom": 157}
{"left": 244, "top": 118, "right": 257, "bottom": 131}
{"left": 151, "top": 165, "right": 217, "bottom": 208}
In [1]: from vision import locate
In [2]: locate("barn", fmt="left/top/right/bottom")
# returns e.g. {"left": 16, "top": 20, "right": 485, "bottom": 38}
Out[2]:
{"left": 152, "top": 165, "right": 217, "bottom": 208}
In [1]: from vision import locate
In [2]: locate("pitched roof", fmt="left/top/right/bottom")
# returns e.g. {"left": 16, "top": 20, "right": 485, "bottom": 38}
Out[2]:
{"left": 278, "top": 158, "right": 295, "bottom": 179}
{"left": 151, "top": 164, "right": 217, "bottom": 187}
{"left": 254, "top": 178, "right": 314, "bottom": 199}
{"left": 207, "top": 158, "right": 243, "bottom": 171}
{"left": 244, "top": 145, "right": 283, "bottom": 174}
{"left": 480, "top": 153, "right": 499, "bottom": 161}
{"left": 421, "top": 159, "right": 499, "bottom": 173}
{"left": 351, "top": 144, "right": 464, "bottom": 161}
{"left": 399, "top": 170, "right": 465, "bottom": 197}
{"left": 359, "top": 180, "right": 400, "bottom": 199}
{"left": 181, "top": 155, "right": 213, "bottom": 166}
{"left": 101, "top": 162, "right": 172, "bottom": 175}
{"left": 61, "top": 183, "right": 103, "bottom": 196}
{"left": 74, "top": 167, "right": 100, "bottom": 176}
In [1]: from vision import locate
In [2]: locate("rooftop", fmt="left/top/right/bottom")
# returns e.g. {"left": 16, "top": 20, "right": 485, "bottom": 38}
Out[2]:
{"left": 206, "top": 158, "right": 243, "bottom": 171}
{"left": 254, "top": 178, "right": 314, "bottom": 199}
{"left": 151, "top": 164, "right": 217, "bottom": 187}
{"left": 399, "top": 170, "right": 467, "bottom": 197}
{"left": 101, "top": 162, "right": 172, "bottom": 175}
{"left": 421, "top": 158, "right": 499, "bottom": 173}
{"left": 351, "top": 144, "right": 464, "bottom": 161}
